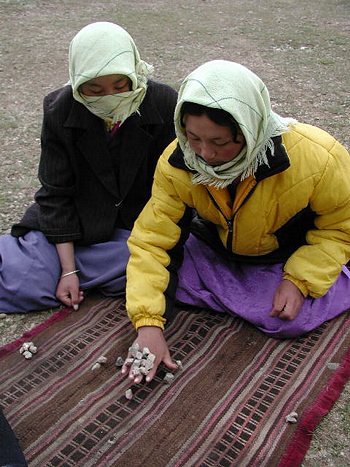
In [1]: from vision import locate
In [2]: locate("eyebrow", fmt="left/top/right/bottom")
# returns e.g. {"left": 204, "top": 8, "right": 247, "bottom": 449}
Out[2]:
{"left": 186, "top": 129, "right": 229, "bottom": 141}
{"left": 84, "top": 82, "right": 102, "bottom": 87}
{"left": 84, "top": 77, "right": 126, "bottom": 86}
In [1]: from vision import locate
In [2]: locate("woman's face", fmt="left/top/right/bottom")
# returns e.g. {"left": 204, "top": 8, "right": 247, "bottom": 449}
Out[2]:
{"left": 185, "top": 114, "right": 245, "bottom": 166}
{"left": 80, "top": 74, "right": 132, "bottom": 96}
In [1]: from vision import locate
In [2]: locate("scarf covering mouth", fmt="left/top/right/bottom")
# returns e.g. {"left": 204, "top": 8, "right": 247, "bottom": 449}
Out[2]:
{"left": 68, "top": 21, "right": 153, "bottom": 126}
{"left": 174, "top": 60, "right": 297, "bottom": 188}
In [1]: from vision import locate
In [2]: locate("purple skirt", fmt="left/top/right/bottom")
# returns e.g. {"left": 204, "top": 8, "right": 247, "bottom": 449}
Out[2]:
{"left": 176, "top": 234, "right": 350, "bottom": 338}
{"left": 0, "top": 230, "right": 130, "bottom": 313}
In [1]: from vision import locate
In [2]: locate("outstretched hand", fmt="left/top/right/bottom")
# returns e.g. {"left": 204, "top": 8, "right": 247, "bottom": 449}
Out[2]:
{"left": 270, "top": 279, "right": 304, "bottom": 320}
{"left": 122, "top": 326, "right": 178, "bottom": 384}
{"left": 55, "top": 275, "right": 84, "bottom": 310}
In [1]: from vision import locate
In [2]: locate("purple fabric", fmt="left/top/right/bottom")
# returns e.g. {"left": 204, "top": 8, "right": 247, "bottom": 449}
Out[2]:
{"left": 0, "top": 229, "right": 130, "bottom": 313}
{"left": 176, "top": 234, "right": 350, "bottom": 338}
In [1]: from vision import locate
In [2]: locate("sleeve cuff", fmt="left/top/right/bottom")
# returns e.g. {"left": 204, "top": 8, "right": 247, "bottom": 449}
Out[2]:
{"left": 283, "top": 273, "right": 309, "bottom": 297}
{"left": 134, "top": 317, "right": 166, "bottom": 331}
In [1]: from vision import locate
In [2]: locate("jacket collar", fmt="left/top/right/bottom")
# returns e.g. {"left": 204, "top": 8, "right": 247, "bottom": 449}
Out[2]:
{"left": 62, "top": 83, "right": 160, "bottom": 200}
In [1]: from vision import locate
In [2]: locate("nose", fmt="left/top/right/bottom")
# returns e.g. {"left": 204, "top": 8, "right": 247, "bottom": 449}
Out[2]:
{"left": 199, "top": 143, "right": 216, "bottom": 163}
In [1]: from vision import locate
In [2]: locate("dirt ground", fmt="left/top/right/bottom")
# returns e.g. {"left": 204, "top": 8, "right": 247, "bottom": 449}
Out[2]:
{"left": 0, "top": 0, "right": 350, "bottom": 464}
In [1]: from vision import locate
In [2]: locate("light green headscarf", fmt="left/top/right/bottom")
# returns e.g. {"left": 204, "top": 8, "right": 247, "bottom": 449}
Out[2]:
{"left": 174, "top": 60, "right": 296, "bottom": 188}
{"left": 69, "top": 21, "right": 153, "bottom": 127}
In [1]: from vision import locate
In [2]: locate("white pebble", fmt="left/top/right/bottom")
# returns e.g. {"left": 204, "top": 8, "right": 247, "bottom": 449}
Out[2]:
{"left": 176, "top": 360, "right": 183, "bottom": 370}
{"left": 29, "top": 345, "right": 37, "bottom": 354}
{"left": 163, "top": 373, "right": 175, "bottom": 384}
{"left": 144, "top": 361, "right": 154, "bottom": 371}
{"left": 128, "top": 342, "right": 140, "bottom": 357}
{"left": 285, "top": 414, "right": 298, "bottom": 423}
{"left": 23, "top": 351, "right": 33, "bottom": 359}
{"left": 147, "top": 353, "right": 156, "bottom": 363}
{"left": 96, "top": 356, "right": 107, "bottom": 364}
{"left": 0, "top": 313, "right": 6, "bottom": 319}
{"left": 326, "top": 362, "right": 339, "bottom": 370}
{"left": 91, "top": 362, "right": 101, "bottom": 371}
{"left": 125, "top": 388, "right": 133, "bottom": 400}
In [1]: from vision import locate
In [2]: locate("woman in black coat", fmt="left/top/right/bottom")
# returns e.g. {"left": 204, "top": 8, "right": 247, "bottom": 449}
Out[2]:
{"left": 0, "top": 22, "right": 177, "bottom": 313}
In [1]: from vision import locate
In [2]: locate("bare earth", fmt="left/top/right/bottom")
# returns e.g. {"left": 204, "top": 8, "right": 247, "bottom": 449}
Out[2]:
{"left": 0, "top": 0, "right": 349, "bottom": 465}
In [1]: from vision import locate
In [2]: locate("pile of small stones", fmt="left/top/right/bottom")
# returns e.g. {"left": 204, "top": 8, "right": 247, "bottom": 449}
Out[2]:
{"left": 19, "top": 341, "right": 38, "bottom": 359}
{"left": 91, "top": 355, "right": 108, "bottom": 371}
{"left": 115, "top": 342, "right": 183, "bottom": 400}
{"left": 123, "top": 342, "right": 156, "bottom": 377}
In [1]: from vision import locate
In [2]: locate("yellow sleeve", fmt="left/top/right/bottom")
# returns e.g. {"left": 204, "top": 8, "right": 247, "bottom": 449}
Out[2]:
{"left": 126, "top": 141, "right": 190, "bottom": 329}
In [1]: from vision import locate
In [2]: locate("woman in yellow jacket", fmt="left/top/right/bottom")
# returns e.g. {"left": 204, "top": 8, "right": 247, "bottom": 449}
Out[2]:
{"left": 124, "top": 60, "right": 350, "bottom": 383}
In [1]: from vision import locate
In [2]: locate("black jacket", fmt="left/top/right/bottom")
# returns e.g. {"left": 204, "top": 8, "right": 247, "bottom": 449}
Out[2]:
{"left": 12, "top": 80, "right": 177, "bottom": 245}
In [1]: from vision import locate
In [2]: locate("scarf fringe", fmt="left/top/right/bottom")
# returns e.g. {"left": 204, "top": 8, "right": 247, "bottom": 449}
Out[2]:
{"left": 190, "top": 118, "right": 296, "bottom": 189}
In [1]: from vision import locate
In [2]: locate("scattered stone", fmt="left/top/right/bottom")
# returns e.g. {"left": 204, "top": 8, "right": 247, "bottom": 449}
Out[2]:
{"left": 285, "top": 411, "right": 298, "bottom": 423}
{"left": 175, "top": 360, "right": 183, "bottom": 370}
{"left": 326, "top": 362, "right": 339, "bottom": 370}
{"left": 96, "top": 356, "right": 107, "bottom": 364}
{"left": 108, "top": 436, "right": 117, "bottom": 445}
{"left": 125, "top": 388, "right": 133, "bottom": 400}
{"left": 163, "top": 372, "right": 175, "bottom": 384}
{"left": 0, "top": 313, "right": 7, "bottom": 319}
{"left": 91, "top": 362, "right": 101, "bottom": 371}
{"left": 115, "top": 356, "right": 125, "bottom": 367}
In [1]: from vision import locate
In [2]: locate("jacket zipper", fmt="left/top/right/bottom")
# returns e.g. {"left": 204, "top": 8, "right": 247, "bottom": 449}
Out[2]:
{"left": 206, "top": 185, "right": 258, "bottom": 252}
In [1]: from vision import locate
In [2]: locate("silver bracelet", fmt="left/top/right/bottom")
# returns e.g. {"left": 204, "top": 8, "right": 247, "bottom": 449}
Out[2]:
{"left": 60, "top": 269, "right": 80, "bottom": 278}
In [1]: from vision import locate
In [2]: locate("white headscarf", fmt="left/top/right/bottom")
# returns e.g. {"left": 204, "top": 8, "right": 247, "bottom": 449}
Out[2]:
{"left": 174, "top": 60, "right": 296, "bottom": 188}
{"left": 68, "top": 22, "right": 153, "bottom": 127}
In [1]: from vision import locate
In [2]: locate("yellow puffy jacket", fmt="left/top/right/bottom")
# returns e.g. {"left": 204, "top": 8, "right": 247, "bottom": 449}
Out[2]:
{"left": 126, "top": 123, "right": 350, "bottom": 330}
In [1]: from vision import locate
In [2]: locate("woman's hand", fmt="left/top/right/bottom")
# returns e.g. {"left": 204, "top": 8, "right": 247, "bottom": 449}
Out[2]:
{"left": 56, "top": 274, "right": 84, "bottom": 310}
{"left": 270, "top": 279, "right": 304, "bottom": 320}
{"left": 122, "top": 326, "right": 178, "bottom": 384}
{"left": 55, "top": 241, "right": 84, "bottom": 310}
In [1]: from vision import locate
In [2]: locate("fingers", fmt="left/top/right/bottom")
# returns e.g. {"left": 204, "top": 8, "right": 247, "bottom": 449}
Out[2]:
{"left": 270, "top": 280, "right": 304, "bottom": 321}
{"left": 163, "top": 354, "right": 179, "bottom": 372}
{"left": 56, "top": 276, "right": 84, "bottom": 310}
{"left": 121, "top": 346, "right": 179, "bottom": 384}
{"left": 72, "top": 291, "right": 84, "bottom": 311}
{"left": 270, "top": 301, "right": 303, "bottom": 320}
{"left": 270, "top": 304, "right": 288, "bottom": 319}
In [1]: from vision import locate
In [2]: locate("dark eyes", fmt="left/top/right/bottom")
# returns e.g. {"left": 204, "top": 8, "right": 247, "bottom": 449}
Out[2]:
{"left": 82, "top": 81, "right": 129, "bottom": 95}
{"left": 188, "top": 135, "right": 230, "bottom": 147}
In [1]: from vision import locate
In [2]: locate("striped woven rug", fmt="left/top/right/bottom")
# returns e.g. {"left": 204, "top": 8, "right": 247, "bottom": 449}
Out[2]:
{"left": 0, "top": 295, "right": 349, "bottom": 467}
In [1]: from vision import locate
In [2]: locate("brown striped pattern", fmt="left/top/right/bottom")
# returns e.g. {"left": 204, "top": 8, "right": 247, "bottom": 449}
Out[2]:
{"left": 0, "top": 295, "right": 349, "bottom": 466}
